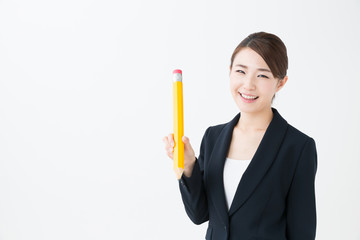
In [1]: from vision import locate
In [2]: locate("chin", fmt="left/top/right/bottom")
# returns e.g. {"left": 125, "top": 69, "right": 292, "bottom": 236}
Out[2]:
{"left": 239, "top": 107, "right": 259, "bottom": 114}
{"left": 236, "top": 103, "right": 269, "bottom": 115}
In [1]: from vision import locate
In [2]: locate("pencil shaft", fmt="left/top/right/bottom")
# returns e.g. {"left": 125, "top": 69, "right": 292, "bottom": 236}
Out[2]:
{"left": 173, "top": 80, "right": 184, "bottom": 171}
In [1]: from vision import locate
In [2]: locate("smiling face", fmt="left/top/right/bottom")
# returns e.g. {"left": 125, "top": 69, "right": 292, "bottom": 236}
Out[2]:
{"left": 230, "top": 47, "right": 287, "bottom": 114}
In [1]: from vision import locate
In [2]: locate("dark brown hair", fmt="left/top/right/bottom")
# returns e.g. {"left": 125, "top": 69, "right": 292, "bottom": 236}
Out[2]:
{"left": 230, "top": 32, "right": 288, "bottom": 79}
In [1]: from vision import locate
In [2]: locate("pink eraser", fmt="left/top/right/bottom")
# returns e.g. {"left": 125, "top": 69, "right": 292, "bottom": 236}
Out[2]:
{"left": 173, "top": 69, "right": 182, "bottom": 74}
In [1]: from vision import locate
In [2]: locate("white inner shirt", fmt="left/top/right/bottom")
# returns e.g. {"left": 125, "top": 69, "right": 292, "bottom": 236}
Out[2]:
{"left": 223, "top": 157, "right": 252, "bottom": 210}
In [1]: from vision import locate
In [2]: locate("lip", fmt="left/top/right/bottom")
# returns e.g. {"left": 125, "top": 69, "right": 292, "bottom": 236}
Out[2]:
{"left": 239, "top": 92, "right": 259, "bottom": 103}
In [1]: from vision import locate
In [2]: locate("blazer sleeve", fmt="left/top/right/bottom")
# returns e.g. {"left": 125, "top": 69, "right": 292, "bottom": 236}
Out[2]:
{"left": 286, "top": 137, "right": 318, "bottom": 240}
{"left": 178, "top": 127, "right": 210, "bottom": 225}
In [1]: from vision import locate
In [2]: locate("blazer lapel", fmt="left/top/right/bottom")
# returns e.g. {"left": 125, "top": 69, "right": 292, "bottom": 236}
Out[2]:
{"left": 206, "top": 113, "right": 240, "bottom": 226}
{"left": 228, "top": 108, "right": 288, "bottom": 216}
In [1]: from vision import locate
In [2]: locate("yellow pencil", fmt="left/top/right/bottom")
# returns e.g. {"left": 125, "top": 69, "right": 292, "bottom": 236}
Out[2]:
{"left": 173, "top": 69, "right": 184, "bottom": 179}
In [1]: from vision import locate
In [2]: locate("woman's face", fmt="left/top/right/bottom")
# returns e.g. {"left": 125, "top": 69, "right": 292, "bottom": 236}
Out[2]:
{"left": 229, "top": 47, "right": 287, "bottom": 114}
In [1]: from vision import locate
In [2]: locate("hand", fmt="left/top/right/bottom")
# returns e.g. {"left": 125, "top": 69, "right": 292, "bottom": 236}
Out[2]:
{"left": 163, "top": 134, "right": 196, "bottom": 178}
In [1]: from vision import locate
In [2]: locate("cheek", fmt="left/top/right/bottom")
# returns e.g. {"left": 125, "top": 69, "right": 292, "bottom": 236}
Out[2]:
{"left": 260, "top": 81, "right": 278, "bottom": 94}
{"left": 229, "top": 79, "right": 240, "bottom": 98}
{"left": 229, "top": 75, "right": 240, "bottom": 89}
{"left": 229, "top": 78, "right": 236, "bottom": 89}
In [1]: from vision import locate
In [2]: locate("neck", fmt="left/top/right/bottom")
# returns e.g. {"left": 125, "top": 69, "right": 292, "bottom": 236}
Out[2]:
{"left": 236, "top": 108, "right": 274, "bottom": 131}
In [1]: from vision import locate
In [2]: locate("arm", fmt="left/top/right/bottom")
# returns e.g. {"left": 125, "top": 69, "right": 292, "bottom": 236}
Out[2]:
{"left": 178, "top": 128, "right": 210, "bottom": 225}
{"left": 286, "top": 138, "right": 318, "bottom": 239}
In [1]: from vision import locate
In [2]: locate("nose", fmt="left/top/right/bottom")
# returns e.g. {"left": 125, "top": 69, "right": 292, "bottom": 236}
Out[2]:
{"left": 243, "top": 75, "right": 256, "bottom": 90}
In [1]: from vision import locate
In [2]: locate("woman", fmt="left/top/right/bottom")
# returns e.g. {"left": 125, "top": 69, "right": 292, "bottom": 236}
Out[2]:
{"left": 163, "top": 32, "right": 317, "bottom": 240}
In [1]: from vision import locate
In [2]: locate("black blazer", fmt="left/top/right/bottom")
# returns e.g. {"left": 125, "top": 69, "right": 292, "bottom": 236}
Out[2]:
{"left": 179, "top": 108, "right": 317, "bottom": 240}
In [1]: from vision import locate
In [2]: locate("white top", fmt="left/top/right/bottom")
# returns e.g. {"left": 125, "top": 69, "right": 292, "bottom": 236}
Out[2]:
{"left": 223, "top": 157, "right": 252, "bottom": 210}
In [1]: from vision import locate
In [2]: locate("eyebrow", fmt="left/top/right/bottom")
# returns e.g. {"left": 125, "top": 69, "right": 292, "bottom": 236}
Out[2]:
{"left": 235, "top": 64, "right": 271, "bottom": 73}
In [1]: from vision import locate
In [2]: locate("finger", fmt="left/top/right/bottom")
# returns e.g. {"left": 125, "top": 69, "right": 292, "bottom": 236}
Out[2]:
{"left": 167, "top": 146, "right": 174, "bottom": 154}
{"left": 167, "top": 150, "right": 174, "bottom": 159}
{"left": 182, "top": 136, "right": 192, "bottom": 151}
{"left": 163, "top": 137, "right": 171, "bottom": 149}
{"left": 182, "top": 135, "right": 189, "bottom": 144}
{"left": 168, "top": 133, "right": 175, "bottom": 147}
{"left": 162, "top": 137, "right": 169, "bottom": 147}
{"left": 164, "top": 134, "right": 173, "bottom": 147}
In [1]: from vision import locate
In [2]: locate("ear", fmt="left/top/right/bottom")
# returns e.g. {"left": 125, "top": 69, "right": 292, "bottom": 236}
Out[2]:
{"left": 276, "top": 76, "right": 288, "bottom": 92}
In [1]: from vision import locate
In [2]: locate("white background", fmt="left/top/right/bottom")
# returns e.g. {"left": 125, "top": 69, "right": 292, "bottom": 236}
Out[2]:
{"left": 0, "top": 0, "right": 359, "bottom": 239}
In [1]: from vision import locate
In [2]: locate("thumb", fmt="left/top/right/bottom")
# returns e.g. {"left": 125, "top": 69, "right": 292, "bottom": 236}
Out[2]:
{"left": 182, "top": 135, "right": 190, "bottom": 146}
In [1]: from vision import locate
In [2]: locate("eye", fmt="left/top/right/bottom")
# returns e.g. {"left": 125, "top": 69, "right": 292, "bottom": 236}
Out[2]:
{"left": 258, "top": 74, "right": 269, "bottom": 79}
{"left": 236, "top": 70, "right": 245, "bottom": 74}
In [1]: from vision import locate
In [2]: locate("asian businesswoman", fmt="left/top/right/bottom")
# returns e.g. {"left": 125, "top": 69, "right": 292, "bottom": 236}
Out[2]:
{"left": 163, "top": 32, "right": 317, "bottom": 240}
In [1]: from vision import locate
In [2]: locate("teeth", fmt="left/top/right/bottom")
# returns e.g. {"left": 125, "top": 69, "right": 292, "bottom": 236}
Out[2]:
{"left": 240, "top": 93, "right": 257, "bottom": 99}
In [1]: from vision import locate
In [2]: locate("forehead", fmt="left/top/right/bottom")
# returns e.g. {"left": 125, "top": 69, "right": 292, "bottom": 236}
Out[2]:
{"left": 233, "top": 47, "right": 270, "bottom": 70}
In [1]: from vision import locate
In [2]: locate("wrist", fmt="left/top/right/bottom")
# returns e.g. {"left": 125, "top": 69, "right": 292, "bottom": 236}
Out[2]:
{"left": 183, "top": 157, "right": 196, "bottom": 177}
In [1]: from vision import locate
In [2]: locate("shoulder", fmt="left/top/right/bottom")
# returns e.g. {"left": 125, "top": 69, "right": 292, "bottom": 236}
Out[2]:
{"left": 272, "top": 108, "right": 315, "bottom": 146}
{"left": 206, "top": 122, "right": 227, "bottom": 136}
{"left": 205, "top": 112, "right": 240, "bottom": 137}
{"left": 201, "top": 123, "right": 226, "bottom": 145}
{"left": 204, "top": 114, "right": 239, "bottom": 140}
{"left": 287, "top": 124, "right": 312, "bottom": 142}
{"left": 283, "top": 123, "right": 316, "bottom": 156}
